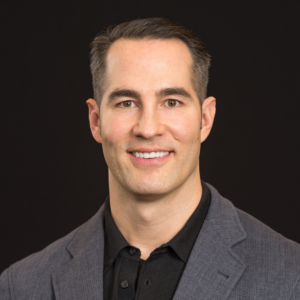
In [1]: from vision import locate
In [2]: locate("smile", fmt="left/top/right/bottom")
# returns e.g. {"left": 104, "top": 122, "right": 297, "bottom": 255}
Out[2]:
{"left": 131, "top": 151, "right": 170, "bottom": 159}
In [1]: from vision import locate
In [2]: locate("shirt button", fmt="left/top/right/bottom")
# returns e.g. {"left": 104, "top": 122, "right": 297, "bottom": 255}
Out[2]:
{"left": 128, "top": 248, "right": 136, "bottom": 256}
{"left": 121, "top": 280, "right": 129, "bottom": 289}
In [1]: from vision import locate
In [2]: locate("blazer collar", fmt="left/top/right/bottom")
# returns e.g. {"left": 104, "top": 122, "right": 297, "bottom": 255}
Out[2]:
{"left": 172, "top": 183, "right": 248, "bottom": 300}
{"left": 52, "top": 204, "right": 106, "bottom": 300}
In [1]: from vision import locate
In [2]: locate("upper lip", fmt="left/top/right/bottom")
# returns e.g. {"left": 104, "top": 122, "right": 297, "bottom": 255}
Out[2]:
{"left": 129, "top": 148, "right": 172, "bottom": 152}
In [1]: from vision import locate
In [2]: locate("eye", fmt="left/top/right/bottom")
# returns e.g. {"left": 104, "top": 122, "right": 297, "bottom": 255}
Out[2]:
{"left": 165, "top": 99, "right": 179, "bottom": 107}
{"left": 120, "top": 100, "right": 135, "bottom": 108}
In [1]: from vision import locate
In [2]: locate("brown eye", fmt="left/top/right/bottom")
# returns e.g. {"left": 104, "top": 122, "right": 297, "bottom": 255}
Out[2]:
{"left": 166, "top": 100, "right": 178, "bottom": 107}
{"left": 122, "top": 101, "right": 133, "bottom": 107}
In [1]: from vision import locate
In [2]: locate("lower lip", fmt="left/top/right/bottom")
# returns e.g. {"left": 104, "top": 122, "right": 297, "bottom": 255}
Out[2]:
{"left": 128, "top": 152, "right": 173, "bottom": 165}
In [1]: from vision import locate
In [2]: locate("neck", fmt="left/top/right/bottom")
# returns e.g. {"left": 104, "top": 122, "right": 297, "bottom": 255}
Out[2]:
{"left": 108, "top": 166, "right": 202, "bottom": 260}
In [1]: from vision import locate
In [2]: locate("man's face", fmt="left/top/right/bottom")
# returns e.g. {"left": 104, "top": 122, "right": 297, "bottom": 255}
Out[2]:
{"left": 93, "top": 38, "right": 212, "bottom": 196}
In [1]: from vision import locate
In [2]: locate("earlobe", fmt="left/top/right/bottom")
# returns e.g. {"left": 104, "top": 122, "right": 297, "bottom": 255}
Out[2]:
{"left": 86, "top": 98, "right": 102, "bottom": 144}
{"left": 200, "top": 96, "right": 216, "bottom": 143}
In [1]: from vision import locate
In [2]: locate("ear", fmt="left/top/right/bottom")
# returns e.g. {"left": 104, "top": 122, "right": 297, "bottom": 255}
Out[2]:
{"left": 200, "top": 96, "right": 216, "bottom": 143}
{"left": 86, "top": 98, "right": 102, "bottom": 144}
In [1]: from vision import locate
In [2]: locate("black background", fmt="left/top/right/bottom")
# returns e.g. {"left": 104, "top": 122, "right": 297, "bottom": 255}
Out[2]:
{"left": 1, "top": 0, "right": 300, "bottom": 273}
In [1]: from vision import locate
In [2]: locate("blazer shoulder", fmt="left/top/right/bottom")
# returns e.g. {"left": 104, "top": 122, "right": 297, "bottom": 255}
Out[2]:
{"left": 2, "top": 224, "right": 83, "bottom": 299}
{"left": 234, "top": 207, "right": 300, "bottom": 292}
{"left": 206, "top": 183, "right": 300, "bottom": 260}
{"left": 2, "top": 202, "right": 106, "bottom": 300}
{"left": 236, "top": 207, "right": 300, "bottom": 256}
{"left": 206, "top": 183, "right": 300, "bottom": 296}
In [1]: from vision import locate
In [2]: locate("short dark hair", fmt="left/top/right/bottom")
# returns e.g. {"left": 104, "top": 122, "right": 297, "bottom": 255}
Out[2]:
{"left": 90, "top": 18, "right": 211, "bottom": 106}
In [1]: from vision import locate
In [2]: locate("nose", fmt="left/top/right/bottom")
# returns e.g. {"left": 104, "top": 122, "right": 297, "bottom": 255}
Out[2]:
{"left": 133, "top": 105, "right": 165, "bottom": 139}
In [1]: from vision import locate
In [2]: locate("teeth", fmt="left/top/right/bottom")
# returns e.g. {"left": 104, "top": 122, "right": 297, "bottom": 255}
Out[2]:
{"left": 132, "top": 151, "right": 170, "bottom": 159}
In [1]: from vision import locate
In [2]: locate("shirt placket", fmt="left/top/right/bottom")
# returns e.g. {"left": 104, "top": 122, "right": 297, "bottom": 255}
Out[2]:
{"left": 117, "top": 247, "right": 141, "bottom": 300}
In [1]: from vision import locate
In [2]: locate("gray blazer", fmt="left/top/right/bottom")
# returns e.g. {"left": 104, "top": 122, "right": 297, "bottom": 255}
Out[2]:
{"left": 1, "top": 184, "right": 300, "bottom": 299}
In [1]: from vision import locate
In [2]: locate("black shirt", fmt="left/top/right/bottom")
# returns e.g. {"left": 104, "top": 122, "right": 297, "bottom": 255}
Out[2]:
{"left": 103, "top": 182, "right": 211, "bottom": 300}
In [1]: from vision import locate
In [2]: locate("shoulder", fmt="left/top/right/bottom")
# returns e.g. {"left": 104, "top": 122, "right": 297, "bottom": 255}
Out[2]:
{"left": 206, "top": 183, "right": 300, "bottom": 295}
{"left": 0, "top": 203, "right": 106, "bottom": 300}
{"left": 11, "top": 224, "right": 81, "bottom": 275}
{"left": 234, "top": 207, "right": 300, "bottom": 296}
{"left": 206, "top": 182, "right": 300, "bottom": 259}
{"left": 0, "top": 225, "right": 82, "bottom": 299}
{"left": 235, "top": 207, "right": 300, "bottom": 268}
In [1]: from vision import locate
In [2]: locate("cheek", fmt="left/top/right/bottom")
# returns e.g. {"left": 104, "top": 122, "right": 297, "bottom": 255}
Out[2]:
{"left": 169, "top": 111, "right": 201, "bottom": 146}
{"left": 101, "top": 112, "right": 134, "bottom": 150}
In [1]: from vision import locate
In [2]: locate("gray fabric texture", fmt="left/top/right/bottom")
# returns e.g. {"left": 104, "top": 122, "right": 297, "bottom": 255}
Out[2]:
{"left": 1, "top": 183, "right": 300, "bottom": 300}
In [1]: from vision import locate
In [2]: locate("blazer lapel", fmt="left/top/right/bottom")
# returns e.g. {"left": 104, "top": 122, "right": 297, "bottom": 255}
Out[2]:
{"left": 51, "top": 205, "right": 106, "bottom": 300}
{"left": 173, "top": 184, "right": 248, "bottom": 300}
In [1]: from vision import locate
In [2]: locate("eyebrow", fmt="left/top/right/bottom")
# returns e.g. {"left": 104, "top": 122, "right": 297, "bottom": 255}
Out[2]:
{"left": 107, "top": 87, "right": 192, "bottom": 102}
{"left": 108, "top": 89, "right": 142, "bottom": 102}
{"left": 156, "top": 87, "right": 192, "bottom": 99}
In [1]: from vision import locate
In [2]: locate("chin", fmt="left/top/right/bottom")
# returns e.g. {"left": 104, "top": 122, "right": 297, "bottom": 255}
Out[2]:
{"left": 127, "top": 181, "right": 174, "bottom": 197}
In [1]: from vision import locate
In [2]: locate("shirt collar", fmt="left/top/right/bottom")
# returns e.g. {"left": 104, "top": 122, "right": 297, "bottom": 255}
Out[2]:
{"left": 104, "top": 197, "right": 129, "bottom": 269}
{"left": 104, "top": 181, "right": 211, "bottom": 266}
{"left": 165, "top": 182, "right": 211, "bottom": 262}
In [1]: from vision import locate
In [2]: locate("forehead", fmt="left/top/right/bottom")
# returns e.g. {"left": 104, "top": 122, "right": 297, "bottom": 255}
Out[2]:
{"left": 104, "top": 38, "right": 194, "bottom": 94}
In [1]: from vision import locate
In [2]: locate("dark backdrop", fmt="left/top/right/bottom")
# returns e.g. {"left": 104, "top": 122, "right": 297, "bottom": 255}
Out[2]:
{"left": 1, "top": 0, "right": 300, "bottom": 273}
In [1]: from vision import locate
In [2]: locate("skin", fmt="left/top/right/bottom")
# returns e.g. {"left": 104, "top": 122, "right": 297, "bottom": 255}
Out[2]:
{"left": 87, "top": 38, "right": 216, "bottom": 259}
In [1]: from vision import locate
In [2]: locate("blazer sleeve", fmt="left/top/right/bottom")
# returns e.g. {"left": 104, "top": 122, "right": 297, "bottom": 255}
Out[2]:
{"left": 0, "top": 269, "right": 12, "bottom": 300}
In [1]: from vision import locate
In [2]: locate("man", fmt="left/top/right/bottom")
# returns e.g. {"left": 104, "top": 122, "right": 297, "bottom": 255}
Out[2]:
{"left": 1, "top": 18, "right": 300, "bottom": 300}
